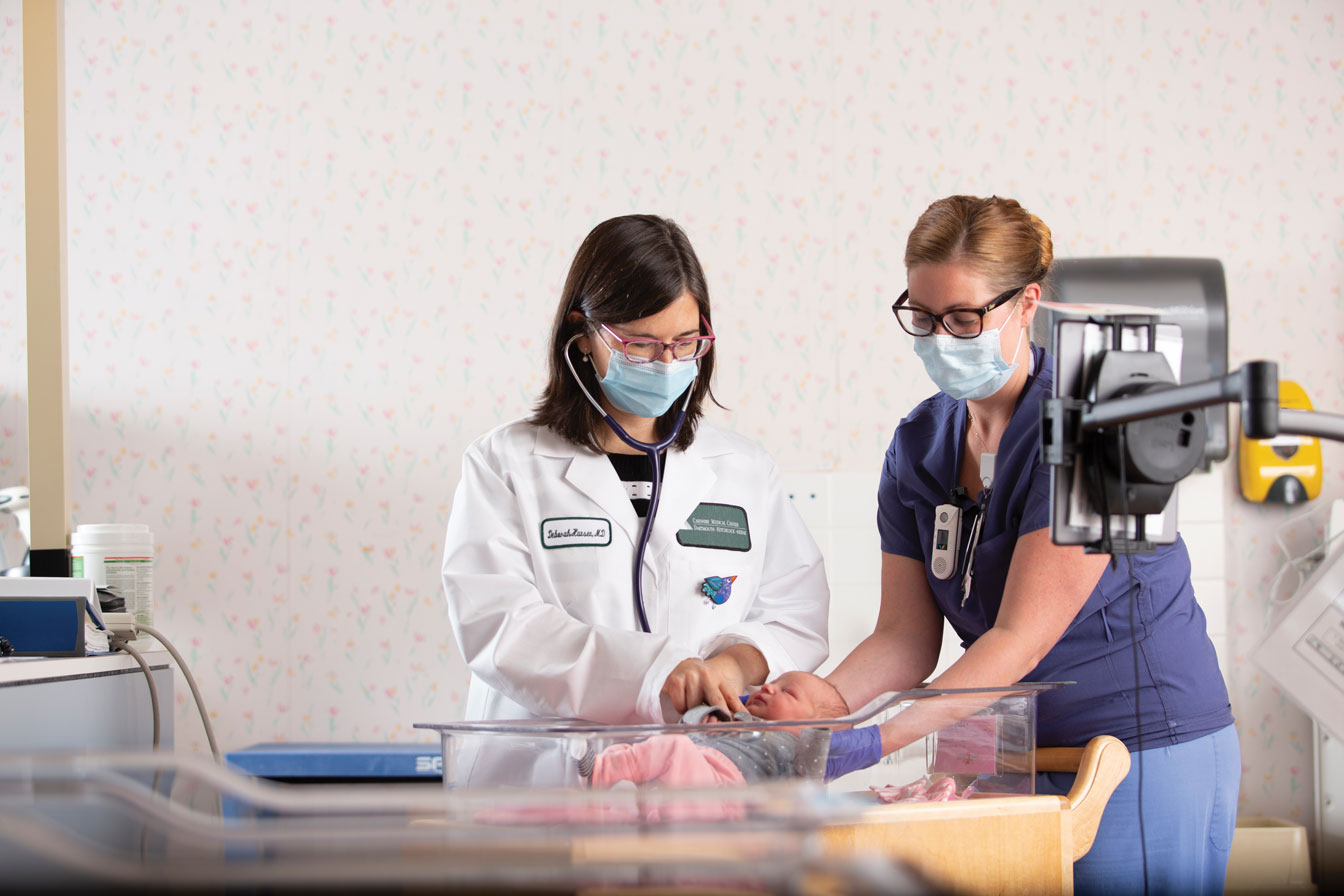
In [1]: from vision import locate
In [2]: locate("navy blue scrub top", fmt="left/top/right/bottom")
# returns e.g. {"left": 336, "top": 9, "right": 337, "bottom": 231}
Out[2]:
{"left": 877, "top": 345, "right": 1232, "bottom": 749}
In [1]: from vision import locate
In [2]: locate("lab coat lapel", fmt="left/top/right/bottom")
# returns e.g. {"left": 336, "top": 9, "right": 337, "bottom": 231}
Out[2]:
{"left": 561, "top": 449, "right": 640, "bottom": 546}
{"left": 649, "top": 445, "right": 715, "bottom": 557}
{"left": 533, "top": 426, "right": 640, "bottom": 545}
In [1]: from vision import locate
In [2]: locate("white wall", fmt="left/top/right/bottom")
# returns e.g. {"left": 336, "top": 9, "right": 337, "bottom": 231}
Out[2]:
{"left": 1, "top": 0, "right": 1342, "bottom": 829}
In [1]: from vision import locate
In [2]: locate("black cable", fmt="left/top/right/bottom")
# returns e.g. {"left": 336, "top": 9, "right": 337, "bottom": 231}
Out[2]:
{"left": 1086, "top": 427, "right": 1116, "bottom": 561}
{"left": 1115, "top": 427, "right": 1149, "bottom": 895}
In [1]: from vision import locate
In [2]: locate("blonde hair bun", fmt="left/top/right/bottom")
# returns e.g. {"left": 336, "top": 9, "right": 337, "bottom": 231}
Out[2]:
{"left": 904, "top": 195, "right": 1052, "bottom": 291}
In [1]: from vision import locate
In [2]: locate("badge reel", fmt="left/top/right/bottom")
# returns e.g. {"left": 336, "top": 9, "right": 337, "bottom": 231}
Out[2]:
{"left": 957, "top": 454, "right": 996, "bottom": 607}
{"left": 930, "top": 504, "right": 961, "bottom": 581}
{"left": 931, "top": 454, "right": 996, "bottom": 608}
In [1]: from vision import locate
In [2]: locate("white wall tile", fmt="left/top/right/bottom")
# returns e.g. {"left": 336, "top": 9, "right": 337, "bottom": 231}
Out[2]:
{"left": 1177, "top": 470, "right": 1227, "bottom": 523}
{"left": 1181, "top": 520, "right": 1228, "bottom": 581}
{"left": 782, "top": 473, "right": 832, "bottom": 532}
{"left": 1194, "top": 577, "right": 1228, "bottom": 639}
{"left": 827, "top": 525, "right": 882, "bottom": 585}
{"left": 829, "top": 471, "right": 880, "bottom": 528}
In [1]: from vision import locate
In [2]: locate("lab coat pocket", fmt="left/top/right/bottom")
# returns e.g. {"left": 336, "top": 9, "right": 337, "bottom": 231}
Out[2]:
{"left": 540, "top": 546, "right": 599, "bottom": 590}
{"left": 663, "top": 550, "right": 754, "bottom": 646}
{"left": 543, "top": 544, "right": 620, "bottom": 621}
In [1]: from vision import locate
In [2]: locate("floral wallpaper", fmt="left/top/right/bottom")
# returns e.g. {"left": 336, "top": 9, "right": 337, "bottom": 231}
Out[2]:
{"left": 1, "top": 0, "right": 1342, "bottom": 831}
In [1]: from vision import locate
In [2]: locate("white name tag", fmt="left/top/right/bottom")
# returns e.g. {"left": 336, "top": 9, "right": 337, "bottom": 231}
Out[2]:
{"left": 541, "top": 517, "right": 612, "bottom": 549}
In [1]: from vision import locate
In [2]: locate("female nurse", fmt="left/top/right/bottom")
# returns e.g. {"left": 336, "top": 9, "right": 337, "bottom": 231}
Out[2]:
{"left": 441, "top": 215, "right": 830, "bottom": 778}
{"left": 826, "top": 195, "right": 1239, "bottom": 895}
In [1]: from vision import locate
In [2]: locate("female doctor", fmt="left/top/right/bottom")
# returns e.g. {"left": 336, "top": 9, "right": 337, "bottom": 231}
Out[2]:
{"left": 826, "top": 196, "right": 1238, "bottom": 895}
{"left": 442, "top": 214, "right": 830, "bottom": 741}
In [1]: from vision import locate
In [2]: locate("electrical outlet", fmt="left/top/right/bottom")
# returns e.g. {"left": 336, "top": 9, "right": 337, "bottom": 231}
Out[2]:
{"left": 784, "top": 474, "right": 831, "bottom": 529}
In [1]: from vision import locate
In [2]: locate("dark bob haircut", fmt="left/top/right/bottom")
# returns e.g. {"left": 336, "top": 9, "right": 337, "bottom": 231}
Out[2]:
{"left": 530, "top": 214, "right": 718, "bottom": 452}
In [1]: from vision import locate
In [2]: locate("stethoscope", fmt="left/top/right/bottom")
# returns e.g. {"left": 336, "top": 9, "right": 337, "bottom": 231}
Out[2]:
{"left": 563, "top": 333, "right": 695, "bottom": 633}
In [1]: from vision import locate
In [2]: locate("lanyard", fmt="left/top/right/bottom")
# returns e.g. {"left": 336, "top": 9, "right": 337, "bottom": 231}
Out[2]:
{"left": 954, "top": 450, "right": 996, "bottom": 607}
{"left": 954, "top": 346, "right": 1041, "bottom": 605}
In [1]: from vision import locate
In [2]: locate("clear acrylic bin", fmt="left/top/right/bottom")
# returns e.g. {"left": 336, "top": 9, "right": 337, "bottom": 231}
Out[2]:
{"left": 839, "top": 688, "right": 1041, "bottom": 798}
{"left": 415, "top": 683, "right": 1059, "bottom": 797}
{"left": 0, "top": 751, "right": 934, "bottom": 893}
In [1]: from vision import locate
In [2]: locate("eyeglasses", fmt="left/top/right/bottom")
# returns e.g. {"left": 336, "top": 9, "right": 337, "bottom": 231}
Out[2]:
{"left": 891, "top": 286, "right": 1025, "bottom": 339}
{"left": 596, "top": 315, "right": 716, "bottom": 364}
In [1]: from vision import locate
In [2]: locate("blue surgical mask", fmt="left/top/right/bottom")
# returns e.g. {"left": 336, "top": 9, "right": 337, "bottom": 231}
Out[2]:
{"left": 597, "top": 349, "right": 698, "bottom": 418}
{"left": 913, "top": 324, "right": 1025, "bottom": 401}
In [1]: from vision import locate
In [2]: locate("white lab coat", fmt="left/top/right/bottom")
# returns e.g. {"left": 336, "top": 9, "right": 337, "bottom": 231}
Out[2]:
{"left": 441, "top": 418, "right": 830, "bottom": 732}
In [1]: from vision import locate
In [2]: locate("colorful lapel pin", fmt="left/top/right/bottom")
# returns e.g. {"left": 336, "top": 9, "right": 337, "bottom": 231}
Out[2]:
{"left": 701, "top": 575, "right": 738, "bottom": 605}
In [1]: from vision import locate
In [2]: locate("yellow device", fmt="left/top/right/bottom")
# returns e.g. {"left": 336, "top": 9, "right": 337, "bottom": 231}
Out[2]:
{"left": 1239, "top": 380, "right": 1323, "bottom": 504}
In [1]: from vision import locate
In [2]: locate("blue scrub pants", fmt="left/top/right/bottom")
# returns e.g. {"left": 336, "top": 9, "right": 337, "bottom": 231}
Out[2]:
{"left": 1036, "top": 724, "right": 1240, "bottom": 896}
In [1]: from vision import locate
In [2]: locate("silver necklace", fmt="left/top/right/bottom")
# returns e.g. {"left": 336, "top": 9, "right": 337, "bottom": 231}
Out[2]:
{"left": 967, "top": 407, "right": 996, "bottom": 456}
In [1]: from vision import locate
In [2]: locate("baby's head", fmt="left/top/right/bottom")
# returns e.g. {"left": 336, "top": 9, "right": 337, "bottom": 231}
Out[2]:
{"left": 744, "top": 671, "right": 848, "bottom": 721}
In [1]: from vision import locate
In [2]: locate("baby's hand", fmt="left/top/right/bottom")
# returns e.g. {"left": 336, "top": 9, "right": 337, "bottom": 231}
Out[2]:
{"left": 679, "top": 702, "right": 737, "bottom": 725}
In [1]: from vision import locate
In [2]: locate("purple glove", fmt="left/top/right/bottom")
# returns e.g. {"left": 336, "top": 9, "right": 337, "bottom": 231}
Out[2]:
{"left": 825, "top": 726, "right": 883, "bottom": 780}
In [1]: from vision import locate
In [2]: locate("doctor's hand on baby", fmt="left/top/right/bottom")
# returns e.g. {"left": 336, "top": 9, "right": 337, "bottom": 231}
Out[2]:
{"left": 660, "top": 642, "right": 771, "bottom": 716}
{"left": 661, "top": 656, "right": 748, "bottom": 716}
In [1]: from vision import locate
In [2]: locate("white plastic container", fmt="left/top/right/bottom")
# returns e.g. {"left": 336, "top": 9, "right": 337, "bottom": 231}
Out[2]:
{"left": 71, "top": 523, "right": 155, "bottom": 625}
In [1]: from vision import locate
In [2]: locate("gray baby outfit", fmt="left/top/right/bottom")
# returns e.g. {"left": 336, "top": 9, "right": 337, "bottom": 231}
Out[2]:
{"left": 679, "top": 705, "right": 812, "bottom": 781}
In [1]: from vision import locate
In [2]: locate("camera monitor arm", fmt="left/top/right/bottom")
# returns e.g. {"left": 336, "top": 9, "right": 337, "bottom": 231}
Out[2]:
{"left": 1041, "top": 318, "right": 1344, "bottom": 555}
{"left": 1074, "top": 359, "right": 1283, "bottom": 440}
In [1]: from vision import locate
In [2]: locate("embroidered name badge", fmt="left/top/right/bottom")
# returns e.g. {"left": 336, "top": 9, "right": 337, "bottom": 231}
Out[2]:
{"left": 676, "top": 503, "right": 751, "bottom": 552}
{"left": 541, "top": 517, "right": 612, "bottom": 549}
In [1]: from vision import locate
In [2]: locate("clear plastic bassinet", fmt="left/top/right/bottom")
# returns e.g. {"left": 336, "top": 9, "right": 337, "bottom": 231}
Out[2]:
{"left": 415, "top": 682, "right": 1062, "bottom": 797}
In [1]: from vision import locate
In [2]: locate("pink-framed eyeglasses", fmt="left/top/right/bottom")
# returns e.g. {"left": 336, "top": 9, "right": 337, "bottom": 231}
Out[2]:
{"left": 596, "top": 314, "right": 716, "bottom": 364}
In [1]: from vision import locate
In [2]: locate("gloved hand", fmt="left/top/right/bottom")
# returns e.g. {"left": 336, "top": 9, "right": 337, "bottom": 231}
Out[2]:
{"left": 825, "top": 726, "right": 883, "bottom": 780}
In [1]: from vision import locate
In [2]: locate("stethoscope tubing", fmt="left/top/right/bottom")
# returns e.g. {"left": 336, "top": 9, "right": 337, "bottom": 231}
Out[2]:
{"left": 563, "top": 332, "right": 696, "bottom": 634}
{"left": 605, "top": 410, "right": 686, "bottom": 633}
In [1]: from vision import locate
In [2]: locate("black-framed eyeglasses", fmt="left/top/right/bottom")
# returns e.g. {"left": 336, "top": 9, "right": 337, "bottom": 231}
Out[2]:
{"left": 891, "top": 286, "right": 1025, "bottom": 339}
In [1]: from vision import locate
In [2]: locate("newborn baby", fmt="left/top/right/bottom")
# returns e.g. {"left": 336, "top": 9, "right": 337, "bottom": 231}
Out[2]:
{"left": 582, "top": 671, "right": 870, "bottom": 787}
{"left": 742, "top": 670, "right": 849, "bottom": 720}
